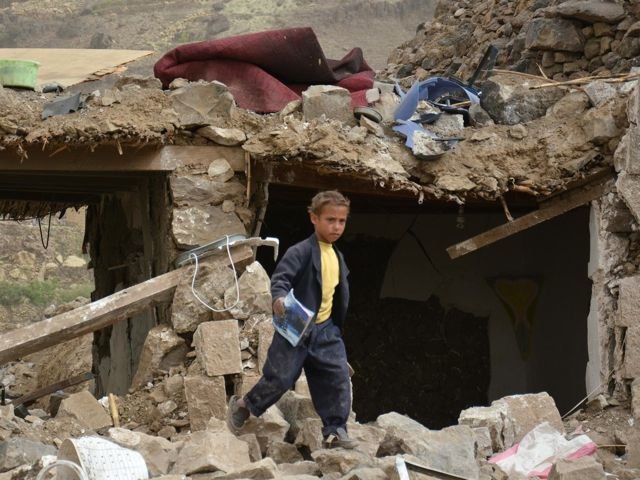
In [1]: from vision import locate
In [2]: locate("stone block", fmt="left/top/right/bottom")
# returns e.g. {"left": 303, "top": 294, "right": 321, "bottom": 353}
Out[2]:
{"left": 473, "top": 426, "right": 494, "bottom": 459}
{"left": 225, "top": 262, "right": 272, "bottom": 321}
{"left": 57, "top": 391, "right": 112, "bottom": 431}
{"left": 265, "top": 441, "right": 303, "bottom": 464}
{"left": 494, "top": 392, "right": 564, "bottom": 444}
{"left": 208, "top": 159, "right": 235, "bottom": 182}
{"left": 258, "top": 320, "right": 274, "bottom": 373}
{"left": 194, "top": 320, "right": 242, "bottom": 376}
{"left": 108, "top": 427, "right": 178, "bottom": 476}
{"left": 240, "top": 406, "right": 290, "bottom": 454}
{"left": 616, "top": 172, "right": 640, "bottom": 223}
{"left": 525, "top": 18, "right": 584, "bottom": 52}
{"left": 615, "top": 128, "right": 640, "bottom": 175}
{"left": 616, "top": 276, "right": 640, "bottom": 327}
{"left": 347, "top": 422, "right": 386, "bottom": 458}
{"left": 237, "top": 374, "right": 260, "bottom": 396}
{"left": 238, "top": 433, "right": 262, "bottom": 462}
{"left": 583, "top": 81, "right": 618, "bottom": 107}
{"left": 277, "top": 391, "right": 320, "bottom": 438}
{"left": 215, "top": 458, "right": 279, "bottom": 480}
{"left": 311, "top": 449, "right": 373, "bottom": 475}
{"left": 184, "top": 375, "right": 227, "bottom": 431}
{"left": 170, "top": 82, "right": 235, "bottom": 128}
{"left": 131, "top": 325, "right": 188, "bottom": 389}
{"left": 278, "top": 461, "right": 321, "bottom": 477}
{"left": 554, "top": 1, "right": 625, "bottom": 24}
{"left": 294, "top": 418, "right": 324, "bottom": 453}
{"left": 172, "top": 205, "right": 246, "bottom": 250}
{"left": 548, "top": 456, "right": 605, "bottom": 480}
{"left": 0, "top": 437, "right": 56, "bottom": 472}
{"left": 602, "top": 194, "right": 635, "bottom": 233}
{"left": 623, "top": 325, "right": 640, "bottom": 378}
{"left": 341, "top": 467, "right": 388, "bottom": 480}
{"left": 302, "top": 85, "right": 355, "bottom": 126}
{"left": 631, "top": 378, "right": 640, "bottom": 420}
{"left": 582, "top": 101, "right": 621, "bottom": 145}
{"left": 170, "top": 431, "right": 250, "bottom": 475}
{"left": 197, "top": 126, "right": 247, "bottom": 146}
{"left": 480, "top": 74, "right": 565, "bottom": 125}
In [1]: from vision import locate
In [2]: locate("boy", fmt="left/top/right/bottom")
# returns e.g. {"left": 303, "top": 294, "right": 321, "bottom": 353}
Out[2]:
{"left": 227, "top": 190, "right": 356, "bottom": 449}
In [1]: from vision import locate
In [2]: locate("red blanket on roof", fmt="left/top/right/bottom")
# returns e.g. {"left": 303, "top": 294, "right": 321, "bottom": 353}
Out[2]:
{"left": 153, "top": 27, "right": 375, "bottom": 113}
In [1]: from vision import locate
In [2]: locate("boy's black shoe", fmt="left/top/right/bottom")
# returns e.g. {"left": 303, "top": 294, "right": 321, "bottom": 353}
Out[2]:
{"left": 323, "top": 427, "right": 358, "bottom": 450}
{"left": 227, "top": 395, "right": 250, "bottom": 432}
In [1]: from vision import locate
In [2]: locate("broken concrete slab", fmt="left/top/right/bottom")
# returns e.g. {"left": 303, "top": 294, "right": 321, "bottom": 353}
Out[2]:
{"left": 108, "top": 427, "right": 178, "bottom": 476}
{"left": 184, "top": 374, "right": 227, "bottom": 430}
{"left": 302, "top": 85, "right": 355, "bottom": 126}
{"left": 56, "top": 390, "right": 112, "bottom": 431}
{"left": 0, "top": 437, "right": 56, "bottom": 472}
{"left": 131, "top": 325, "right": 188, "bottom": 389}
{"left": 225, "top": 261, "right": 272, "bottom": 321}
{"left": 194, "top": 320, "right": 242, "bottom": 376}
{"left": 548, "top": 456, "right": 606, "bottom": 480}
{"left": 170, "top": 431, "right": 251, "bottom": 475}
{"left": 170, "top": 81, "right": 235, "bottom": 128}
{"left": 197, "top": 126, "right": 247, "bottom": 146}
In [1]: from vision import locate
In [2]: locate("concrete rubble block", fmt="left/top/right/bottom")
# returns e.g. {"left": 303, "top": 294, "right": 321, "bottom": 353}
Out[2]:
{"left": 208, "top": 158, "right": 235, "bottom": 182}
{"left": 375, "top": 412, "right": 479, "bottom": 480}
{"left": 493, "top": 392, "right": 564, "bottom": 444}
{"left": 311, "top": 449, "right": 373, "bottom": 475}
{"left": 616, "top": 276, "right": 640, "bottom": 327}
{"left": 623, "top": 325, "right": 640, "bottom": 378}
{"left": 265, "top": 440, "right": 303, "bottom": 464}
{"left": 278, "top": 461, "right": 322, "bottom": 477}
{"left": 632, "top": 378, "right": 640, "bottom": 420}
{"left": 346, "top": 422, "right": 387, "bottom": 458}
{"left": 480, "top": 74, "right": 565, "bottom": 125}
{"left": 108, "top": 427, "right": 178, "bottom": 476}
{"left": 258, "top": 320, "right": 275, "bottom": 373}
{"left": 582, "top": 101, "right": 622, "bottom": 145}
{"left": 131, "top": 325, "right": 188, "bottom": 389}
{"left": 172, "top": 205, "right": 246, "bottom": 250}
{"left": 458, "top": 402, "right": 510, "bottom": 452}
{"left": 197, "top": 126, "right": 247, "bottom": 146}
{"left": 170, "top": 81, "right": 236, "bottom": 128}
{"left": 294, "top": 418, "right": 324, "bottom": 453}
{"left": 302, "top": 85, "right": 356, "bottom": 126}
{"left": 241, "top": 405, "right": 290, "bottom": 454}
{"left": 239, "top": 433, "right": 263, "bottom": 462}
{"left": 57, "top": 390, "right": 112, "bottom": 431}
{"left": 548, "top": 456, "right": 605, "bottom": 480}
{"left": 215, "top": 457, "right": 279, "bottom": 480}
{"left": 554, "top": 1, "right": 626, "bottom": 23}
{"left": 225, "top": 261, "right": 272, "bottom": 321}
{"left": 277, "top": 391, "right": 321, "bottom": 438}
{"left": 616, "top": 172, "right": 640, "bottom": 224}
{"left": 171, "top": 260, "right": 238, "bottom": 334}
{"left": 0, "top": 437, "right": 56, "bottom": 472}
{"left": 170, "top": 431, "right": 251, "bottom": 475}
{"left": 525, "top": 18, "right": 584, "bottom": 52}
{"left": 194, "top": 320, "right": 242, "bottom": 376}
{"left": 340, "top": 467, "right": 388, "bottom": 480}
{"left": 184, "top": 374, "right": 227, "bottom": 430}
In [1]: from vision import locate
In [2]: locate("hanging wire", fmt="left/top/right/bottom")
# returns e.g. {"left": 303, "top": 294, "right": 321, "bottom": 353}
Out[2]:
{"left": 189, "top": 235, "right": 241, "bottom": 312}
{"left": 37, "top": 210, "right": 53, "bottom": 249}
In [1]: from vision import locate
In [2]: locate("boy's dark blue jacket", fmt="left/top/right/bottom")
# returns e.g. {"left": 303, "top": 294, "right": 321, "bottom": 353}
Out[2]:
{"left": 270, "top": 233, "right": 350, "bottom": 329}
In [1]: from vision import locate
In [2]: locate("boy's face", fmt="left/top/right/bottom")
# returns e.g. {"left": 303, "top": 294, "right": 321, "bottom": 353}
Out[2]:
{"left": 310, "top": 204, "right": 349, "bottom": 243}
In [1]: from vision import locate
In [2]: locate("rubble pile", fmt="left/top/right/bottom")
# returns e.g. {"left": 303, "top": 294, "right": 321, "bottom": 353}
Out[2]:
{"left": 383, "top": 0, "right": 640, "bottom": 85}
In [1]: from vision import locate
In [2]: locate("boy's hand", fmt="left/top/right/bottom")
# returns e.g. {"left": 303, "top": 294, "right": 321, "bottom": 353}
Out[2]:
{"left": 273, "top": 297, "right": 285, "bottom": 316}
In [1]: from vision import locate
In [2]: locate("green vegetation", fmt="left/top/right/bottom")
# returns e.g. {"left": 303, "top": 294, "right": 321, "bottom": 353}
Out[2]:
{"left": 0, "top": 280, "right": 92, "bottom": 307}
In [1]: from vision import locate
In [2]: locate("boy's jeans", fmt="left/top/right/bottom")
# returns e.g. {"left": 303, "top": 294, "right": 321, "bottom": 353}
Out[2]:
{"left": 244, "top": 319, "right": 351, "bottom": 437}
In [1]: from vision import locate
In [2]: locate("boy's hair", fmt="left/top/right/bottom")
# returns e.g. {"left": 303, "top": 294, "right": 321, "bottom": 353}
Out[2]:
{"left": 308, "top": 190, "right": 350, "bottom": 215}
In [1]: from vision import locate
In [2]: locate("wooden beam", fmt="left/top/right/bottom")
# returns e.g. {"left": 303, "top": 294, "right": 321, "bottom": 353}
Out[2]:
{"left": 0, "top": 145, "right": 246, "bottom": 173}
{"left": 447, "top": 179, "right": 610, "bottom": 259}
{"left": 13, "top": 372, "right": 94, "bottom": 407}
{"left": 0, "top": 245, "right": 253, "bottom": 365}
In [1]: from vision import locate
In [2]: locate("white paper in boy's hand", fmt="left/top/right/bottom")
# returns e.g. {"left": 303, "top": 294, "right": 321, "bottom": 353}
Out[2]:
{"left": 272, "top": 289, "right": 315, "bottom": 347}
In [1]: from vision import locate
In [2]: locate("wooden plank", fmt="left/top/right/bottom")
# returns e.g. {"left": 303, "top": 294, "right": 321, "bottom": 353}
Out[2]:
{"left": 13, "top": 372, "right": 94, "bottom": 407}
{"left": 447, "top": 180, "right": 609, "bottom": 259}
{"left": 0, "top": 245, "right": 253, "bottom": 365}
{"left": 0, "top": 145, "right": 246, "bottom": 173}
